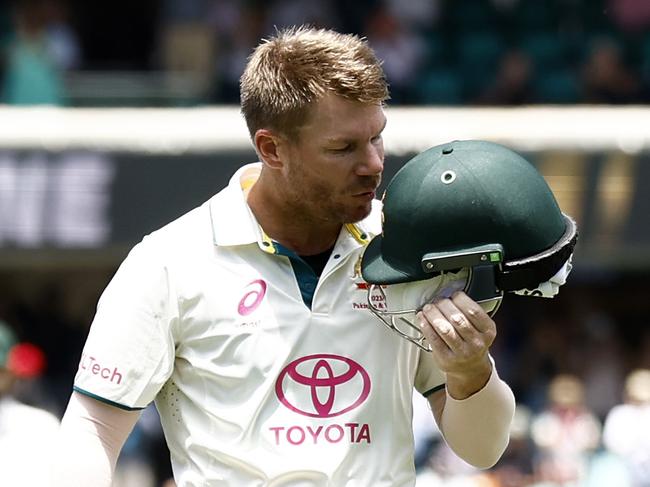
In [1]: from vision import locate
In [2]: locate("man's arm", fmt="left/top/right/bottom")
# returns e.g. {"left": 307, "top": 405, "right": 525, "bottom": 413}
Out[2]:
{"left": 419, "top": 291, "right": 515, "bottom": 469}
{"left": 51, "top": 391, "right": 141, "bottom": 486}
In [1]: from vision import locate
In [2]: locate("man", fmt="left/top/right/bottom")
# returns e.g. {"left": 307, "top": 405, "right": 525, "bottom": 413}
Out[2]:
{"left": 0, "top": 321, "right": 60, "bottom": 486}
{"left": 52, "top": 27, "right": 514, "bottom": 486}
{"left": 602, "top": 368, "right": 650, "bottom": 486}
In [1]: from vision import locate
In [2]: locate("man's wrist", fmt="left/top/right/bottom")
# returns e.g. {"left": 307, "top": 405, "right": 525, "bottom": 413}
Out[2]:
{"left": 445, "top": 356, "right": 492, "bottom": 400}
{"left": 438, "top": 360, "right": 516, "bottom": 469}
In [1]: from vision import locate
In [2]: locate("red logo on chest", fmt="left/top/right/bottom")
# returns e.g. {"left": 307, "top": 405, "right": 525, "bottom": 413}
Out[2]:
{"left": 275, "top": 354, "right": 371, "bottom": 418}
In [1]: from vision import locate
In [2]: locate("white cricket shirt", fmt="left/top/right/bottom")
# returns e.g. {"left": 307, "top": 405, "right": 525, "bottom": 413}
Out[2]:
{"left": 74, "top": 163, "right": 445, "bottom": 486}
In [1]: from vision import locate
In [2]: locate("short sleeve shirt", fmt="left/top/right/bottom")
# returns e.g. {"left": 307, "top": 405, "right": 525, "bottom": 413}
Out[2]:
{"left": 74, "top": 163, "right": 445, "bottom": 486}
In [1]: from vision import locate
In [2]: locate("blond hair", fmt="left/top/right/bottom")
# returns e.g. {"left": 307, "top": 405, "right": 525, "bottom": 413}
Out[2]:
{"left": 240, "top": 26, "right": 389, "bottom": 139}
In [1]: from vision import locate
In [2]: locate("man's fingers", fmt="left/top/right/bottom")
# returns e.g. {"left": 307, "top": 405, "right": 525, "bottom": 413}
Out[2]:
{"left": 416, "top": 311, "right": 449, "bottom": 353}
{"left": 450, "top": 291, "right": 495, "bottom": 334}
{"left": 433, "top": 297, "right": 479, "bottom": 342}
{"left": 419, "top": 292, "right": 497, "bottom": 350}
{"left": 419, "top": 303, "right": 462, "bottom": 351}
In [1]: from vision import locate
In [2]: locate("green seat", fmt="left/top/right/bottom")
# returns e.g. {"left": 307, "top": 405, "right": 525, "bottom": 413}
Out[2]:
{"left": 443, "top": 0, "right": 498, "bottom": 34}
{"left": 521, "top": 33, "right": 569, "bottom": 71}
{"left": 533, "top": 69, "right": 580, "bottom": 104}
{"left": 422, "top": 32, "right": 448, "bottom": 69}
{"left": 416, "top": 69, "right": 463, "bottom": 105}
{"left": 515, "top": 1, "right": 557, "bottom": 33}
{"left": 457, "top": 32, "right": 505, "bottom": 98}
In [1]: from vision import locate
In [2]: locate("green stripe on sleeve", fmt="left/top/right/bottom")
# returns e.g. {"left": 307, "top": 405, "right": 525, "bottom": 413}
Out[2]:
{"left": 73, "top": 386, "right": 145, "bottom": 411}
{"left": 422, "top": 383, "right": 446, "bottom": 397}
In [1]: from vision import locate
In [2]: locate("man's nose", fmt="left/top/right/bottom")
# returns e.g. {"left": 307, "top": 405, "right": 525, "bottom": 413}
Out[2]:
{"left": 357, "top": 143, "right": 384, "bottom": 176}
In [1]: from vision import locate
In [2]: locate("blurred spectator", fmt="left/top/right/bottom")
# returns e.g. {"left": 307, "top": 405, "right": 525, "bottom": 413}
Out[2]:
{"left": 531, "top": 374, "right": 602, "bottom": 485}
{"left": 488, "top": 405, "right": 537, "bottom": 487}
{"left": 580, "top": 37, "right": 642, "bottom": 104}
{"left": 211, "top": 4, "right": 265, "bottom": 103}
{"left": 476, "top": 49, "right": 535, "bottom": 105}
{"left": 414, "top": 397, "right": 537, "bottom": 487}
{"left": 13, "top": 283, "right": 88, "bottom": 415}
{"left": 602, "top": 368, "right": 650, "bottom": 486}
{"left": 584, "top": 450, "right": 632, "bottom": 487}
{"left": 160, "top": 0, "right": 210, "bottom": 23}
{"left": 510, "top": 315, "right": 573, "bottom": 411}
{"left": 158, "top": 0, "right": 217, "bottom": 103}
{"left": 364, "top": 6, "right": 427, "bottom": 104}
{"left": 384, "top": 0, "right": 441, "bottom": 31}
{"left": 608, "top": 0, "right": 650, "bottom": 34}
{"left": 41, "top": 0, "right": 80, "bottom": 71}
{"left": 0, "top": 320, "right": 60, "bottom": 485}
{"left": 3, "top": 0, "right": 644, "bottom": 106}
{"left": 415, "top": 418, "right": 485, "bottom": 486}
{"left": 1, "top": 0, "right": 78, "bottom": 105}
{"left": 639, "top": 331, "right": 650, "bottom": 370}
{"left": 416, "top": 441, "right": 483, "bottom": 486}
{"left": 578, "top": 311, "right": 626, "bottom": 419}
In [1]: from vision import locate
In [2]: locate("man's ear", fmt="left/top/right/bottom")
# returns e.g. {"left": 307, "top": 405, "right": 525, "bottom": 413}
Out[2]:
{"left": 254, "top": 129, "right": 285, "bottom": 170}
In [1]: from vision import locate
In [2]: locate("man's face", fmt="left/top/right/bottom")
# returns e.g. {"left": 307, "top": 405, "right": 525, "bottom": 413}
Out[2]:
{"left": 278, "top": 93, "right": 386, "bottom": 226}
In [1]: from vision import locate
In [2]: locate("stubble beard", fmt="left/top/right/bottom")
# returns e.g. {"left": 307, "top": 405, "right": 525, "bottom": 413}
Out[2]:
{"left": 285, "top": 159, "right": 379, "bottom": 226}
{"left": 285, "top": 173, "right": 361, "bottom": 226}
{"left": 296, "top": 189, "right": 374, "bottom": 226}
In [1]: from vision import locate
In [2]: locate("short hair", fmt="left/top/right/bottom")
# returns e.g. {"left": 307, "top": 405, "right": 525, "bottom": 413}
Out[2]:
{"left": 240, "top": 26, "right": 389, "bottom": 139}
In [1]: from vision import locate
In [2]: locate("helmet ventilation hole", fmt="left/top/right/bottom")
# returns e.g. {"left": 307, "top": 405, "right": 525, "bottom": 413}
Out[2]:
{"left": 441, "top": 170, "right": 456, "bottom": 184}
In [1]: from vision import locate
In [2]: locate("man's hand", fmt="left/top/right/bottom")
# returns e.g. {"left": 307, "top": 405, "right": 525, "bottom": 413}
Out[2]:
{"left": 417, "top": 291, "right": 496, "bottom": 399}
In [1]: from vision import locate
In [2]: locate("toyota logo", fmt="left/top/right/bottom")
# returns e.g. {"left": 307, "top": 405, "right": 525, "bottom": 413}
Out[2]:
{"left": 275, "top": 354, "right": 371, "bottom": 418}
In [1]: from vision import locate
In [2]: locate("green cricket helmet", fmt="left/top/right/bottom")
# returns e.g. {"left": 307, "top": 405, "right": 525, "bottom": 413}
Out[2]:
{"left": 361, "top": 140, "right": 577, "bottom": 350}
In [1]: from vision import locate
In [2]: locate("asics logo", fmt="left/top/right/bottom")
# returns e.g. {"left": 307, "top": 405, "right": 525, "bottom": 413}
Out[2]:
{"left": 237, "top": 279, "right": 267, "bottom": 316}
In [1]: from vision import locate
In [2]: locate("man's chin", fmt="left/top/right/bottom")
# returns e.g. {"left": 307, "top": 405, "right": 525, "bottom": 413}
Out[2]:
{"left": 344, "top": 202, "right": 373, "bottom": 224}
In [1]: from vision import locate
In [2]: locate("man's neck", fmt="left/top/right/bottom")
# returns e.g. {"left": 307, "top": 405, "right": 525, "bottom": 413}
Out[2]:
{"left": 246, "top": 176, "right": 340, "bottom": 256}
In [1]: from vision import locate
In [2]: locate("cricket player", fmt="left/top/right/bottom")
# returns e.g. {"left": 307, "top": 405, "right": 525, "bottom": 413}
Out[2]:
{"left": 51, "top": 27, "right": 537, "bottom": 486}
{"left": 0, "top": 321, "right": 60, "bottom": 486}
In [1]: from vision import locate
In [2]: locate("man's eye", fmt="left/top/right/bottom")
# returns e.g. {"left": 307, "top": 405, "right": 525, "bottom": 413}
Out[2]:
{"left": 330, "top": 146, "right": 351, "bottom": 153}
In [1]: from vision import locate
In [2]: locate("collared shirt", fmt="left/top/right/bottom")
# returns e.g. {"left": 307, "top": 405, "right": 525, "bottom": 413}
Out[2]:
{"left": 74, "top": 163, "right": 445, "bottom": 486}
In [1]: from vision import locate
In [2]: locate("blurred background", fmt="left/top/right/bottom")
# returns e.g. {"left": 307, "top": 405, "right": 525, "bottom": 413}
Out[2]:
{"left": 1, "top": 0, "right": 650, "bottom": 486}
